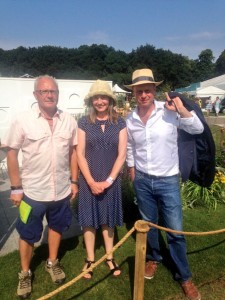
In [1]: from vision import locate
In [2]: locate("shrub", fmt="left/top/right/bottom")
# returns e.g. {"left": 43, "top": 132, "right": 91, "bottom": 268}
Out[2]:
{"left": 181, "top": 167, "right": 225, "bottom": 210}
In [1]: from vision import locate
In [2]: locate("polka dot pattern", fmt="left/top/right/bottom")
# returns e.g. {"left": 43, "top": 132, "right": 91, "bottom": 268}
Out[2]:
{"left": 77, "top": 116, "right": 126, "bottom": 229}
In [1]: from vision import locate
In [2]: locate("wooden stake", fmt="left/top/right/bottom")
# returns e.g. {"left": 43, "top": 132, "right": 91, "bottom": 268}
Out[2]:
{"left": 133, "top": 220, "right": 149, "bottom": 300}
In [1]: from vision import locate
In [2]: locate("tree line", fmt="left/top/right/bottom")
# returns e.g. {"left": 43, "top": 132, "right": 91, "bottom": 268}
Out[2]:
{"left": 0, "top": 44, "right": 225, "bottom": 91}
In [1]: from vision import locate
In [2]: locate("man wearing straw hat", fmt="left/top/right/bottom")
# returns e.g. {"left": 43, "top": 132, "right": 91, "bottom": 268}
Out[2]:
{"left": 125, "top": 69, "right": 203, "bottom": 300}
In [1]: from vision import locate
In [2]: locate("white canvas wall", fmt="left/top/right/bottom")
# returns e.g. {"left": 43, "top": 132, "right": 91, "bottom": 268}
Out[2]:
{"left": 0, "top": 77, "right": 112, "bottom": 140}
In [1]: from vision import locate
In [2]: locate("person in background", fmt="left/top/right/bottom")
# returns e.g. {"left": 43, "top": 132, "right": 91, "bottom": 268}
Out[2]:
{"left": 76, "top": 80, "right": 127, "bottom": 279}
{"left": 125, "top": 68, "right": 203, "bottom": 300}
{"left": 214, "top": 96, "right": 221, "bottom": 117}
{"left": 3, "top": 75, "right": 78, "bottom": 299}
{"left": 205, "top": 96, "right": 212, "bottom": 116}
{"left": 194, "top": 98, "right": 201, "bottom": 108}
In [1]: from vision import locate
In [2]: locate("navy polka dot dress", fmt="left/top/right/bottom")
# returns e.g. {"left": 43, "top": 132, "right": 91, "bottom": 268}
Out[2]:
{"left": 78, "top": 116, "right": 126, "bottom": 229}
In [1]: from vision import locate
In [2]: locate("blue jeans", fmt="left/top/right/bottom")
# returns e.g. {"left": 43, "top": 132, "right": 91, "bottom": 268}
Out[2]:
{"left": 133, "top": 169, "right": 191, "bottom": 282}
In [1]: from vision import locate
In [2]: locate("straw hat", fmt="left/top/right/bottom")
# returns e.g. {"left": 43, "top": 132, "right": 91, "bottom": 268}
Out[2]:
{"left": 85, "top": 80, "right": 116, "bottom": 106}
{"left": 124, "top": 68, "right": 163, "bottom": 90}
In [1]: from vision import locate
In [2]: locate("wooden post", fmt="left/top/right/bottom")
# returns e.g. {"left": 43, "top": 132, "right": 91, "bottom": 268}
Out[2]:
{"left": 133, "top": 220, "right": 150, "bottom": 300}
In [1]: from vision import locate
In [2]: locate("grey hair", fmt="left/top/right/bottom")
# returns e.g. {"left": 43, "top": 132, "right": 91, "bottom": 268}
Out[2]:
{"left": 34, "top": 75, "right": 58, "bottom": 90}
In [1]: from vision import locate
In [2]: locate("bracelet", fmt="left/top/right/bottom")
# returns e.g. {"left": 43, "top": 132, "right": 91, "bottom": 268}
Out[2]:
{"left": 11, "top": 185, "right": 23, "bottom": 190}
{"left": 106, "top": 176, "right": 114, "bottom": 185}
{"left": 71, "top": 180, "right": 79, "bottom": 186}
{"left": 11, "top": 189, "right": 24, "bottom": 194}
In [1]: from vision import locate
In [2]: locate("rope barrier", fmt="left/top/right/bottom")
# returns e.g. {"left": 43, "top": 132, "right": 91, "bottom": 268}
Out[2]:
{"left": 36, "top": 226, "right": 135, "bottom": 300}
{"left": 37, "top": 220, "right": 225, "bottom": 300}
{"left": 146, "top": 221, "right": 225, "bottom": 236}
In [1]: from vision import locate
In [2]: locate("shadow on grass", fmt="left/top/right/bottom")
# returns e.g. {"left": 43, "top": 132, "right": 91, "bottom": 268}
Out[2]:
{"left": 64, "top": 256, "right": 135, "bottom": 300}
{"left": 58, "top": 226, "right": 136, "bottom": 300}
{"left": 30, "top": 236, "right": 80, "bottom": 273}
{"left": 126, "top": 255, "right": 135, "bottom": 299}
{"left": 142, "top": 230, "right": 225, "bottom": 282}
{"left": 187, "top": 237, "right": 225, "bottom": 255}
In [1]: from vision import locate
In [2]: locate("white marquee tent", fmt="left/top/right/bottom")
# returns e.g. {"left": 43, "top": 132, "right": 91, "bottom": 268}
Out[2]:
{"left": 113, "top": 84, "right": 130, "bottom": 94}
{"left": 201, "top": 74, "right": 225, "bottom": 90}
{"left": 196, "top": 85, "right": 225, "bottom": 100}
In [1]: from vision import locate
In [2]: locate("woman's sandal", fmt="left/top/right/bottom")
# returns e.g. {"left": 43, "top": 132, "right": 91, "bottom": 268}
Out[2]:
{"left": 82, "top": 259, "right": 95, "bottom": 279}
{"left": 105, "top": 258, "right": 121, "bottom": 277}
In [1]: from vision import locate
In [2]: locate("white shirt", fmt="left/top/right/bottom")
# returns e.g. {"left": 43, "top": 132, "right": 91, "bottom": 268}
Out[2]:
{"left": 126, "top": 100, "right": 204, "bottom": 177}
{"left": 3, "top": 107, "right": 78, "bottom": 201}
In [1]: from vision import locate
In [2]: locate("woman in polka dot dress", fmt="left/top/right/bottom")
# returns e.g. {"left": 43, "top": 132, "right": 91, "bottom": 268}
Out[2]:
{"left": 77, "top": 80, "right": 127, "bottom": 279}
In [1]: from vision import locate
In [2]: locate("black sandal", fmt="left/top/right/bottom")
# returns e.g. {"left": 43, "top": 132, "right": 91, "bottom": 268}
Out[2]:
{"left": 105, "top": 258, "right": 121, "bottom": 277}
{"left": 82, "top": 259, "right": 95, "bottom": 279}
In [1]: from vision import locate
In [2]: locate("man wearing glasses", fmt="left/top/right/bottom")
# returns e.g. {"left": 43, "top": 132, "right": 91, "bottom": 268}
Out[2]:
{"left": 3, "top": 75, "right": 78, "bottom": 298}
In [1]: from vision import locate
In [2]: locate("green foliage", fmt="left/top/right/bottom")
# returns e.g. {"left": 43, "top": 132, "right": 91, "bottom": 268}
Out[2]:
{"left": 181, "top": 168, "right": 225, "bottom": 210}
{"left": 129, "top": 97, "right": 137, "bottom": 109}
{"left": 0, "top": 44, "right": 222, "bottom": 89}
{"left": 193, "top": 49, "right": 215, "bottom": 81}
{"left": 215, "top": 49, "right": 225, "bottom": 75}
{"left": 180, "top": 124, "right": 225, "bottom": 211}
{"left": 116, "top": 94, "right": 126, "bottom": 108}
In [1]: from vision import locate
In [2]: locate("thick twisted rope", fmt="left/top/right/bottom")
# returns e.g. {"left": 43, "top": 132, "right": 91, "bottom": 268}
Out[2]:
{"left": 36, "top": 226, "right": 135, "bottom": 300}
{"left": 37, "top": 220, "right": 225, "bottom": 300}
{"left": 145, "top": 221, "right": 225, "bottom": 235}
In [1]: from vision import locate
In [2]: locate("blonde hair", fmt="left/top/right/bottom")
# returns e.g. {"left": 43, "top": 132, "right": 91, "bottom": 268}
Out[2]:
{"left": 87, "top": 97, "right": 118, "bottom": 124}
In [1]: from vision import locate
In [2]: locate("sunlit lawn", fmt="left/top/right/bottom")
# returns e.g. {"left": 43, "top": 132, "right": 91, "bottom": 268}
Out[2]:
{"left": 1, "top": 205, "right": 225, "bottom": 300}
{"left": 1, "top": 124, "right": 225, "bottom": 299}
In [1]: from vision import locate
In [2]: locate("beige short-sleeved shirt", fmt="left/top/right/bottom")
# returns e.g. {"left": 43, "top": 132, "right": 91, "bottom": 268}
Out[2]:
{"left": 3, "top": 108, "right": 78, "bottom": 201}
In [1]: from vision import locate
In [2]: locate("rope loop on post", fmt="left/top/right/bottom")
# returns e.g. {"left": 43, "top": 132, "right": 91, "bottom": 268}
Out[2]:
{"left": 37, "top": 219, "right": 225, "bottom": 300}
{"left": 134, "top": 220, "right": 150, "bottom": 233}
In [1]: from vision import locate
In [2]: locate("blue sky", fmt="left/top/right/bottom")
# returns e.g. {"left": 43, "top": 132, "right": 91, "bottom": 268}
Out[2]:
{"left": 0, "top": 0, "right": 225, "bottom": 60}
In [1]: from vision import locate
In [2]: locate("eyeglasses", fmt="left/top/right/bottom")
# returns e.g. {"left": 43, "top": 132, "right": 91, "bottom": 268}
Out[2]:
{"left": 35, "top": 90, "right": 59, "bottom": 96}
{"left": 136, "top": 89, "right": 152, "bottom": 96}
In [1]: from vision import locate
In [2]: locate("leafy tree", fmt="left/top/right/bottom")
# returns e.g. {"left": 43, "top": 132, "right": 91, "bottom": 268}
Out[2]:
{"left": 0, "top": 44, "right": 222, "bottom": 91}
{"left": 105, "top": 50, "right": 129, "bottom": 74}
{"left": 74, "top": 44, "right": 113, "bottom": 78}
{"left": 129, "top": 44, "right": 157, "bottom": 69}
{"left": 193, "top": 49, "right": 215, "bottom": 81}
{"left": 215, "top": 50, "right": 225, "bottom": 76}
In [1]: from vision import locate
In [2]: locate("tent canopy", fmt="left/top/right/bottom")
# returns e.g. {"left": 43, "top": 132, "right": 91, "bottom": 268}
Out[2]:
{"left": 176, "top": 82, "right": 200, "bottom": 95}
{"left": 196, "top": 86, "right": 225, "bottom": 99}
{"left": 113, "top": 84, "right": 130, "bottom": 94}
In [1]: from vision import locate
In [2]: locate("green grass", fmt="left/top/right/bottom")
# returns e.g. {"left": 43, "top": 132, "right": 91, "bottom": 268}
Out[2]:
{"left": 1, "top": 125, "right": 225, "bottom": 300}
{"left": 1, "top": 206, "right": 225, "bottom": 299}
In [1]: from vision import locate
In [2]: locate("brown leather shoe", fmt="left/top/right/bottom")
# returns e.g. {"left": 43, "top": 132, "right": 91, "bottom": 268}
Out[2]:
{"left": 144, "top": 261, "right": 158, "bottom": 279}
{"left": 181, "top": 280, "right": 201, "bottom": 300}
